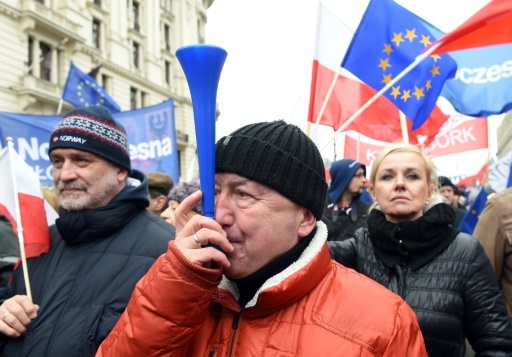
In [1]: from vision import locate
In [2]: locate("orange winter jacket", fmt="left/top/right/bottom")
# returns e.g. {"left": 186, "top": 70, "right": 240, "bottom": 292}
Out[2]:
{"left": 97, "top": 223, "right": 427, "bottom": 357}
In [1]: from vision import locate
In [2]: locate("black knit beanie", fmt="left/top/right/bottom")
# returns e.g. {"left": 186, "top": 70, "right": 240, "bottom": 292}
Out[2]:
{"left": 215, "top": 120, "right": 327, "bottom": 219}
{"left": 49, "top": 106, "right": 131, "bottom": 171}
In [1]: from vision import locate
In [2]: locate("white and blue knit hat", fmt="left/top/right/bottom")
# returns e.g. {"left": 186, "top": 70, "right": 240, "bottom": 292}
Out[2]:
{"left": 49, "top": 106, "right": 131, "bottom": 171}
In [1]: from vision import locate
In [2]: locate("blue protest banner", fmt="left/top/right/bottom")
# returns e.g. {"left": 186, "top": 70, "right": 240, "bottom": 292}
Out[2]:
{"left": 0, "top": 99, "right": 179, "bottom": 186}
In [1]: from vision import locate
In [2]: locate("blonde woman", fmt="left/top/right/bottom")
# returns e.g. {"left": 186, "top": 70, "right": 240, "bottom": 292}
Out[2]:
{"left": 329, "top": 143, "right": 512, "bottom": 356}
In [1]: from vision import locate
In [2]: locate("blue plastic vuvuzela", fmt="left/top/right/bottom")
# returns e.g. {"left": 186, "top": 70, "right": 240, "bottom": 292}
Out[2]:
{"left": 176, "top": 44, "right": 227, "bottom": 222}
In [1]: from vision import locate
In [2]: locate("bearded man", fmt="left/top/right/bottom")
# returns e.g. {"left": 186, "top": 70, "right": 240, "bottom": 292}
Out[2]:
{"left": 0, "top": 106, "right": 175, "bottom": 356}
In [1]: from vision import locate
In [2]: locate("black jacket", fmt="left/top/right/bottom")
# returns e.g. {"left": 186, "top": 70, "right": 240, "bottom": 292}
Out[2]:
{"left": 321, "top": 199, "right": 371, "bottom": 242}
{"left": 0, "top": 215, "right": 19, "bottom": 289}
{"left": 329, "top": 204, "right": 512, "bottom": 357}
{"left": 0, "top": 170, "right": 175, "bottom": 357}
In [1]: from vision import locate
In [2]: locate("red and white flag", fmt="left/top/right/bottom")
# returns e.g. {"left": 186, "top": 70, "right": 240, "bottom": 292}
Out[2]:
{"left": 0, "top": 142, "right": 51, "bottom": 259}
{"left": 431, "top": 0, "right": 512, "bottom": 54}
{"left": 307, "top": 3, "right": 449, "bottom": 146}
{"left": 457, "top": 162, "right": 489, "bottom": 188}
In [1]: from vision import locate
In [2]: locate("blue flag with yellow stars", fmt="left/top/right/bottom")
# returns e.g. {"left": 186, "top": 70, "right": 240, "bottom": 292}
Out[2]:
{"left": 62, "top": 62, "right": 121, "bottom": 113}
{"left": 459, "top": 187, "right": 488, "bottom": 234}
{"left": 341, "top": 0, "right": 457, "bottom": 130}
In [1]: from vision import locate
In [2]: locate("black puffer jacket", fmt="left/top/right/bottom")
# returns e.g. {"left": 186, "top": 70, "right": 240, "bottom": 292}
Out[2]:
{"left": 0, "top": 170, "right": 175, "bottom": 357}
{"left": 329, "top": 203, "right": 512, "bottom": 357}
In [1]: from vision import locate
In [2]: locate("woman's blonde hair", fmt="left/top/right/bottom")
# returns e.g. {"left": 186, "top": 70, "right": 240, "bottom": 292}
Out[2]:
{"left": 368, "top": 143, "right": 440, "bottom": 210}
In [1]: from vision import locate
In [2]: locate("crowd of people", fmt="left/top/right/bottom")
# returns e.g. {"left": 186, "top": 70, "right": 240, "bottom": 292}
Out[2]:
{"left": 0, "top": 105, "right": 511, "bottom": 356}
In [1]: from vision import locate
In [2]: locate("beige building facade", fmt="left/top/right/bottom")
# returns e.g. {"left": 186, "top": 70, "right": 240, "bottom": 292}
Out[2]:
{"left": 0, "top": 0, "right": 215, "bottom": 181}
{"left": 497, "top": 111, "right": 512, "bottom": 159}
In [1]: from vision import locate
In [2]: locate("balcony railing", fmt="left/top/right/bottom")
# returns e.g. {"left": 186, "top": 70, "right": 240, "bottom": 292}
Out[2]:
{"left": 22, "top": 0, "right": 80, "bottom": 34}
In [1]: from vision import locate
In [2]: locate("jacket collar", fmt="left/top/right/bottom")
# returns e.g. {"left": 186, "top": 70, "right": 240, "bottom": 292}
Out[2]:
{"left": 216, "top": 221, "right": 331, "bottom": 315}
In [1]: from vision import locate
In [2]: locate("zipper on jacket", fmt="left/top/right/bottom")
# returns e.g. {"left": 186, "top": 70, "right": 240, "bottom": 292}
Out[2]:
{"left": 394, "top": 264, "right": 408, "bottom": 297}
{"left": 228, "top": 312, "right": 240, "bottom": 357}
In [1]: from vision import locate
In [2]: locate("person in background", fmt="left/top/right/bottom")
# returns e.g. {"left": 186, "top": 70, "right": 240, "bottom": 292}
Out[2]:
{"left": 146, "top": 171, "right": 174, "bottom": 216}
{"left": 0, "top": 106, "right": 175, "bottom": 356}
{"left": 160, "top": 179, "right": 202, "bottom": 226}
{"left": 42, "top": 186, "right": 59, "bottom": 214}
{"left": 97, "top": 120, "right": 427, "bottom": 357}
{"left": 473, "top": 186, "right": 512, "bottom": 322}
{"left": 438, "top": 176, "right": 466, "bottom": 228}
{"left": 321, "top": 159, "right": 370, "bottom": 241}
{"left": 0, "top": 215, "right": 20, "bottom": 290}
{"left": 329, "top": 143, "right": 512, "bottom": 356}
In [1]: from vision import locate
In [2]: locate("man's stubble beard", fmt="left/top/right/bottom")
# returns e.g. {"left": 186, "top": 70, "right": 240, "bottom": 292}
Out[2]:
{"left": 57, "top": 170, "right": 120, "bottom": 211}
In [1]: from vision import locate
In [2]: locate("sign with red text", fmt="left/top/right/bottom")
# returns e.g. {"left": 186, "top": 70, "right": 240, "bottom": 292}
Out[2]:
{"left": 344, "top": 114, "right": 488, "bottom": 167}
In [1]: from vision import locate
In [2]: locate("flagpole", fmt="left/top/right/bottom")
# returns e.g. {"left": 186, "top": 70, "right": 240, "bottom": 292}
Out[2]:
{"left": 320, "top": 42, "right": 442, "bottom": 152}
{"left": 6, "top": 138, "right": 33, "bottom": 301}
{"left": 309, "top": 0, "right": 338, "bottom": 139}
{"left": 357, "top": 132, "right": 361, "bottom": 162}
{"left": 399, "top": 111, "right": 409, "bottom": 144}
{"left": 56, "top": 99, "right": 64, "bottom": 115}
{"left": 311, "top": 68, "right": 341, "bottom": 138}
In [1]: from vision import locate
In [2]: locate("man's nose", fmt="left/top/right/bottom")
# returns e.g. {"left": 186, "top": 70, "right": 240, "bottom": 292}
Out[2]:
{"left": 214, "top": 192, "right": 235, "bottom": 226}
{"left": 58, "top": 161, "right": 78, "bottom": 181}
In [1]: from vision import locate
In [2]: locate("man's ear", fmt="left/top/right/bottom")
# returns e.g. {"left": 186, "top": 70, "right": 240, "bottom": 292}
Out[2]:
{"left": 298, "top": 209, "right": 317, "bottom": 238}
{"left": 116, "top": 167, "right": 129, "bottom": 182}
{"left": 155, "top": 195, "right": 167, "bottom": 211}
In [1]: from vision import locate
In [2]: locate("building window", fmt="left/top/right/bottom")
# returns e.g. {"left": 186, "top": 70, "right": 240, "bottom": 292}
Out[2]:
{"left": 164, "top": 24, "right": 170, "bottom": 51}
{"left": 130, "top": 87, "right": 137, "bottom": 109}
{"left": 35, "top": 0, "right": 44, "bottom": 3}
{"left": 101, "top": 74, "right": 107, "bottom": 87}
{"left": 132, "top": 41, "right": 140, "bottom": 68}
{"left": 28, "top": 37, "right": 34, "bottom": 75}
{"left": 133, "top": 1, "right": 140, "bottom": 32}
{"left": 101, "top": 74, "right": 110, "bottom": 91}
{"left": 39, "top": 42, "right": 52, "bottom": 81}
{"left": 94, "top": 0, "right": 102, "bottom": 6}
{"left": 161, "top": 0, "right": 172, "bottom": 12}
{"left": 141, "top": 91, "right": 149, "bottom": 107}
{"left": 92, "top": 18, "right": 101, "bottom": 49}
{"left": 164, "top": 60, "right": 170, "bottom": 85}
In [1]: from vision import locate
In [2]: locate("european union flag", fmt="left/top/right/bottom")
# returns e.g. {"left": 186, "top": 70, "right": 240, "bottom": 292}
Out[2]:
{"left": 421, "top": 22, "right": 512, "bottom": 117}
{"left": 459, "top": 187, "right": 488, "bottom": 235}
{"left": 341, "top": 0, "right": 457, "bottom": 130}
{"left": 62, "top": 62, "right": 121, "bottom": 113}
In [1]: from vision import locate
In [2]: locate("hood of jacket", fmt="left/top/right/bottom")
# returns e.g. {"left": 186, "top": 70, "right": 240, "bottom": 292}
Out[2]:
{"left": 328, "top": 159, "right": 365, "bottom": 205}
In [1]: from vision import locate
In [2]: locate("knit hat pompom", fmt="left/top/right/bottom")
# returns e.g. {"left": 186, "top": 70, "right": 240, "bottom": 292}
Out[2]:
{"left": 49, "top": 106, "right": 131, "bottom": 171}
{"left": 215, "top": 120, "right": 327, "bottom": 219}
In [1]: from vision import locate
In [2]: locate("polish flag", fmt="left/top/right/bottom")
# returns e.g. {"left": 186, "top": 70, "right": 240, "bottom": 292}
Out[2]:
{"left": 457, "top": 162, "right": 489, "bottom": 188}
{"left": 431, "top": 0, "right": 512, "bottom": 54}
{"left": 0, "top": 141, "right": 51, "bottom": 259}
{"left": 307, "top": 3, "right": 449, "bottom": 146}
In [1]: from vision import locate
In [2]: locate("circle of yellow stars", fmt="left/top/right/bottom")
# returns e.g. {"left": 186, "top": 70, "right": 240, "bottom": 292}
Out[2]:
{"left": 378, "top": 28, "right": 443, "bottom": 103}
{"left": 76, "top": 80, "right": 107, "bottom": 107}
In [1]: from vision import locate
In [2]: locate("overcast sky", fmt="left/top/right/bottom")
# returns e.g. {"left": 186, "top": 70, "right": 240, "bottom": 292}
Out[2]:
{"left": 204, "top": 0, "right": 497, "bottom": 177}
